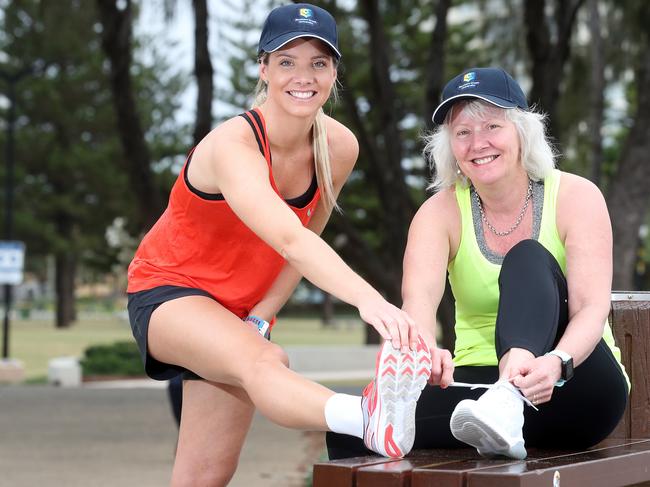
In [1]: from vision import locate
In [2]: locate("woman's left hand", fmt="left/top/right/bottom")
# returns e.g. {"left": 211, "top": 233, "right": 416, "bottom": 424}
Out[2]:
{"left": 429, "top": 346, "right": 454, "bottom": 388}
{"left": 511, "top": 354, "right": 563, "bottom": 406}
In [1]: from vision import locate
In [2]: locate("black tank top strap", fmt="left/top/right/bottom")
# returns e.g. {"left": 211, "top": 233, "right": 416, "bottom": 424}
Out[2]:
{"left": 238, "top": 109, "right": 272, "bottom": 165}
{"left": 247, "top": 109, "right": 268, "bottom": 147}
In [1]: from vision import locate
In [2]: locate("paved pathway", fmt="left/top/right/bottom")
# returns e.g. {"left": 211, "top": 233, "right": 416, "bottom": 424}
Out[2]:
{"left": 0, "top": 385, "right": 335, "bottom": 487}
{"left": 1, "top": 345, "right": 374, "bottom": 486}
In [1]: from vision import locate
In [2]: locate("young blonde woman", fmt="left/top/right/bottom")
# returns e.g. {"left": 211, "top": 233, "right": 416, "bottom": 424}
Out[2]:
{"left": 126, "top": 4, "right": 431, "bottom": 485}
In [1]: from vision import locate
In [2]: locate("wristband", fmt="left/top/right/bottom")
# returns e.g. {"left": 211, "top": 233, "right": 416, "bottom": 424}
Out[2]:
{"left": 244, "top": 315, "right": 271, "bottom": 339}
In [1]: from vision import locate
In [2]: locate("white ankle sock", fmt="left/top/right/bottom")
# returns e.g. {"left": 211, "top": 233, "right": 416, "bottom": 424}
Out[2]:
{"left": 324, "top": 393, "right": 363, "bottom": 439}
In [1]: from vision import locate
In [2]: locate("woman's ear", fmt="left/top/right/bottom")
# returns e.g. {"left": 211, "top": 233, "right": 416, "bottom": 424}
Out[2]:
{"left": 259, "top": 61, "right": 268, "bottom": 84}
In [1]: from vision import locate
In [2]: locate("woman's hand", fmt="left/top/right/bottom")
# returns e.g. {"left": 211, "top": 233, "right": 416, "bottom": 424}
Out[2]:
{"left": 511, "top": 354, "right": 562, "bottom": 406}
{"left": 428, "top": 346, "right": 454, "bottom": 387}
{"left": 417, "top": 326, "right": 454, "bottom": 387}
{"left": 357, "top": 291, "right": 419, "bottom": 352}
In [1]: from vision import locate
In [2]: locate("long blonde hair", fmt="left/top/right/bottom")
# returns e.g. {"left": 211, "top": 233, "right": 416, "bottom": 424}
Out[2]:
{"left": 253, "top": 54, "right": 339, "bottom": 212}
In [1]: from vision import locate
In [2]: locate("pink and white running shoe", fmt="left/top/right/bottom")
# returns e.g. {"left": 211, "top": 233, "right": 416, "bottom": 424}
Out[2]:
{"left": 362, "top": 336, "right": 432, "bottom": 458}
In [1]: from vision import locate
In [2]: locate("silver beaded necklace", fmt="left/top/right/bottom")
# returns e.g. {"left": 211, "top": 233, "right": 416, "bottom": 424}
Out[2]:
{"left": 474, "top": 179, "right": 533, "bottom": 237}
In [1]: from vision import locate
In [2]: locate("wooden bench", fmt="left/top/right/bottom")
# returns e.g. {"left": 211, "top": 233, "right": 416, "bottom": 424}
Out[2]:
{"left": 313, "top": 291, "right": 650, "bottom": 487}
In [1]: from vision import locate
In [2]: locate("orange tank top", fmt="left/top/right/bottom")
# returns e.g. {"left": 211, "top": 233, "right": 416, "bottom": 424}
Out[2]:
{"left": 127, "top": 108, "right": 321, "bottom": 318}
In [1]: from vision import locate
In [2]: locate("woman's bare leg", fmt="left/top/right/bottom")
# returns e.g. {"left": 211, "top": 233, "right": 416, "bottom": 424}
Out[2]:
{"left": 148, "top": 295, "right": 333, "bottom": 430}
{"left": 171, "top": 380, "right": 255, "bottom": 487}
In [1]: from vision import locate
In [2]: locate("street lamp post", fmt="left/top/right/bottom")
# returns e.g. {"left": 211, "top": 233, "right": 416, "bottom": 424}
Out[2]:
{"left": 0, "top": 67, "right": 32, "bottom": 361}
{"left": 2, "top": 74, "right": 16, "bottom": 359}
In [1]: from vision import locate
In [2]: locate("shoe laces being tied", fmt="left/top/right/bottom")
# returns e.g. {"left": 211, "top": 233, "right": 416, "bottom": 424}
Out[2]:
{"left": 450, "top": 380, "right": 539, "bottom": 411}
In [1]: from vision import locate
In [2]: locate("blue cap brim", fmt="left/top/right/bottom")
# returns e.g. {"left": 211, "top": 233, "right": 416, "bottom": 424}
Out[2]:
{"left": 259, "top": 32, "right": 341, "bottom": 59}
{"left": 432, "top": 94, "right": 520, "bottom": 124}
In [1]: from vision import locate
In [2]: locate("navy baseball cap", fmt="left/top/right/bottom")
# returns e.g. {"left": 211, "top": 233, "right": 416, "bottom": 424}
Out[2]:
{"left": 432, "top": 67, "right": 528, "bottom": 124}
{"left": 258, "top": 3, "right": 340, "bottom": 60}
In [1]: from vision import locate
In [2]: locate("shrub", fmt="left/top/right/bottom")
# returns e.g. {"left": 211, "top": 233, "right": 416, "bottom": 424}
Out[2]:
{"left": 81, "top": 341, "right": 144, "bottom": 377}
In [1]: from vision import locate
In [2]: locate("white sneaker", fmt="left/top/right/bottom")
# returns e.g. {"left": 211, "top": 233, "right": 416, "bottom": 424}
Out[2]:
{"left": 362, "top": 336, "right": 432, "bottom": 458}
{"left": 450, "top": 380, "right": 527, "bottom": 459}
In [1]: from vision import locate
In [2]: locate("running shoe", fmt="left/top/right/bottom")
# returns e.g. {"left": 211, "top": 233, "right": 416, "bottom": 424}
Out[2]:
{"left": 362, "top": 336, "right": 432, "bottom": 458}
{"left": 450, "top": 380, "right": 527, "bottom": 459}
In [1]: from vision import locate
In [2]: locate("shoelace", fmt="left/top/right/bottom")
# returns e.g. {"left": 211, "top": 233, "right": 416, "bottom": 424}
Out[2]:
{"left": 449, "top": 381, "right": 539, "bottom": 411}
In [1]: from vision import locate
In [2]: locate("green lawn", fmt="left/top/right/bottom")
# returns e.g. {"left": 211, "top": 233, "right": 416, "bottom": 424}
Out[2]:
{"left": 271, "top": 315, "right": 365, "bottom": 346}
{"left": 8, "top": 313, "right": 365, "bottom": 381}
{"left": 9, "top": 316, "right": 134, "bottom": 381}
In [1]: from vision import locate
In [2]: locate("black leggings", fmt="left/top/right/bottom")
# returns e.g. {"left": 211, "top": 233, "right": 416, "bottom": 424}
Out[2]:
{"left": 327, "top": 240, "right": 629, "bottom": 459}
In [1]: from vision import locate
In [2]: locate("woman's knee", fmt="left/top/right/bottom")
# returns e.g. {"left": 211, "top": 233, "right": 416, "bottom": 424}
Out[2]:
{"left": 502, "top": 239, "right": 548, "bottom": 270}
{"left": 238, "top": 342, "right": 290, "bottom": 386}
{"left": 258, "top": 342, "right": 290, "bottom": 368}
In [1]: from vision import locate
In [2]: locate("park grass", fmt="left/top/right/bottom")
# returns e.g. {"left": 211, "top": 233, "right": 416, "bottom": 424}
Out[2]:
{"left": 8, "top": 313, "right": 365, "bottom": 381}
{"left": 10, "top": 316, "right": 134, "bottom": 381}
{"left": 271, "top": 315, "right": 365, "bottom": 346}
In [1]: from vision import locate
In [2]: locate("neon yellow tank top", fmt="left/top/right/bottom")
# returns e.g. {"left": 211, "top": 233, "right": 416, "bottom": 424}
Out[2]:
{"left": 447, "top": 170, "right": 627, "bottom": 384}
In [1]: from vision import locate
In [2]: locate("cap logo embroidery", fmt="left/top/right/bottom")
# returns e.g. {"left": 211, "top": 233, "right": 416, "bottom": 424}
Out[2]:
{"left": 458, "top": 71, "right": 479, "bottom": 91}
{"left": 295, "top": 8, "right": 317, "bottom": 25}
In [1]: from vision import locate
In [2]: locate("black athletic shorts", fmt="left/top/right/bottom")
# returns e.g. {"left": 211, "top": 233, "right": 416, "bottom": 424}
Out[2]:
{"left": 127, "top": 285, "right": 214, "bottom": 381}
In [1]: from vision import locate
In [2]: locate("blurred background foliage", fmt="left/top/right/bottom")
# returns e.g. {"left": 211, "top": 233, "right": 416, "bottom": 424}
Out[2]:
{"left": 0, "top": 0, "right": 648, "bottom": 348}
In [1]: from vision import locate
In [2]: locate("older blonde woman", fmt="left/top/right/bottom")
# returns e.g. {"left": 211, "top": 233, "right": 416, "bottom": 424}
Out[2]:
{"left": 327, "top": 67, "right": 628, "bottom": 461}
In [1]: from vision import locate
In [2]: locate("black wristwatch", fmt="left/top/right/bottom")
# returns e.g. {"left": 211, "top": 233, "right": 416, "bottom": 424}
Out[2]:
{"left": 546, "top": 349, "right": 574, "bottom": 387}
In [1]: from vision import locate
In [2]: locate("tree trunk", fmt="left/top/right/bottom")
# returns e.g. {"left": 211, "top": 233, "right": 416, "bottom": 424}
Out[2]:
{"left": 192, "top": 0, "right": 213, "bottom": 145}
{"left": 423, "top": 0, "right": 451, "bottom": 131}
{"left": 96, "top": 0, "right": 162, "bottom": 230}
{"left": 524, "top": 0, "right": 585, "bottom": 142}
{"left": 588, "top": 0, "right": 605, "bottom": 186}
{"left": 55, "top": 251, "right": 76, "bottom": 329}
{"left": 607, "top": 46, "right": 650, "bottom": 290}
{"left": 321, "top": 292, "right": 334, "bottom": 326}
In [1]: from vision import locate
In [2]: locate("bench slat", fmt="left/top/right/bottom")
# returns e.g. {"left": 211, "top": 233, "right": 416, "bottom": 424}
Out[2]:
{"left": 312, "top": 456, "right": 392, "bottom": 487}
{"left": 465, "top": 439, "right": 650, "bottom": 487}
{"left": 356, "top": 450, "right": 481, "bottom": 487}
{"left": 410, "top": 449, "right": 571, "bottom": 487}
{"left": 313, "top": 450, "right": 478, "bottom": 487}
{"left": 356, "top": 458, "right": 455, "bottom": 487}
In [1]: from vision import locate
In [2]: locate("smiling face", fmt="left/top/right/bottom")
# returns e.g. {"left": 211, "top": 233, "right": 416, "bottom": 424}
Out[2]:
{"left": 448, "top": 102, "right": 523, "bottom": 187}
{"left": 259, "top": 38, "right": 337, "bottom": 118}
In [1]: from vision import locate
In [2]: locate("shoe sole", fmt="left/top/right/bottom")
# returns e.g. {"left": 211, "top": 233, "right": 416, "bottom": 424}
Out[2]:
{"left": 366, "top": 339, "right": 431, "bottom": 458}
{"left": 450, "top": 400, "right": 526, "bottom": 459}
